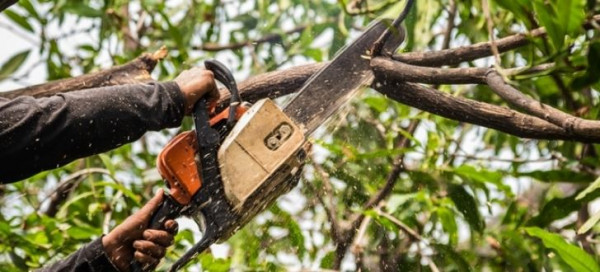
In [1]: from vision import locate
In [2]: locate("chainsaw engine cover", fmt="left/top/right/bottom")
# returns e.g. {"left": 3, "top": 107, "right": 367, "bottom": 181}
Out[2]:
{"left": 218, "top": 98, "right": 308, "bottom": 213}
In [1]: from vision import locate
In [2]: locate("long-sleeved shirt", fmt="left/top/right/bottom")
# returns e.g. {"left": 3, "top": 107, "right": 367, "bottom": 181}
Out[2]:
{"left": 1, "top": 82, "right": 185, "bottom": 271}
{"left": 38, "top": 237, "right": 119, "bottom": 272}
{"left": 0, "top": 81, "right": 185, "bottom": 183}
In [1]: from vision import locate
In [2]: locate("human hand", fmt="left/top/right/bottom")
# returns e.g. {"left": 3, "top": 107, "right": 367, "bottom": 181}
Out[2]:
{"left": 102, "top": 189, "right": 179, "bottom": 272}
{"left": 174, "top": 67, "right": 220, "bottom": 115}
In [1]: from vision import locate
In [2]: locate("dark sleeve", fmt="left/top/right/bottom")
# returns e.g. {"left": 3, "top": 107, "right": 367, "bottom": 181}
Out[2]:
{"left": 38, "top": 237, "right": 120, "bottom": 272}
{"left": 0, "top": 82, "right": 185, "bottom": 183}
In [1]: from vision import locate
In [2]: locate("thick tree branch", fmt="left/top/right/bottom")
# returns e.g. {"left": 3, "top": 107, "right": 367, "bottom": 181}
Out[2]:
{"left": 215, "top": 62, "right": 323, "bottom": 110}
{"left": 371, "top": 69, "right": 600, "bottom": 143}
{"left": 393, "top": 28, "right": 545, "bottom": 67}
{"left": 372, "top": 57, "right": 489, "bottom": 84}
{"left": 0, "top": 47, "right": 167, "bottom": 99}
{"left": 393, "top": 14, "right": 600, "bottom": 67}
{"left": 370, "top": 57, "right": 556, "bottom": 85}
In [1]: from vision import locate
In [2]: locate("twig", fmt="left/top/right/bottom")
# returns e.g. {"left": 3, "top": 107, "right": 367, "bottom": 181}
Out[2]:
{"left": 193, "top": 25, "right": 307, "bottom": 52}
{"left": 103, "top": 190, "right": 123, "bottom": 233}
{"left": 440, "top": 152, "right": 558, "bottom": 163}
{"left": 308, "top": 163, "right": 341, "bottom": 239}
{"left": 486, "top": 71, "right": 600, "bottom": 136}
{"left": 350, "top": 212, "right": 373, "bottom": 265}
{"left": 441, "top": 0, "right": 457, "bottom": 51}
{"left": 0, "top": 21, "right": 38, "bottom": 45}
{"left": 342, "top": 0, "right": 395, "bottom": 16}
{"left": 42, "top": 168, "right": 111, "bottom": 217}
{"left": 374, "top": 207, "right": 424, "bottom": 241}
{"left": 482, "top": 0, "right": 501, "bottom": 65}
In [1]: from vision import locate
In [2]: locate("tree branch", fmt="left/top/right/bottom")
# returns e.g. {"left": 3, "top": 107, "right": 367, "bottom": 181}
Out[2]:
{"left": 486, "top": 71, "right": 600, "bottom": 136}
{"left": 393, "top": 27, "right": 545, "bottom": 67}
{"left": 371, "top": 63, "right": 600, "bottom": 143}
{"left": 370, "top": 57, "right": 557, "bottom": 85}
{"left": 0, "top": 47, "right": 167, "bottom": 99}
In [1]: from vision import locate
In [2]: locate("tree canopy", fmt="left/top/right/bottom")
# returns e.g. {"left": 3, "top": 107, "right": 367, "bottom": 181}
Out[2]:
{"left": 1, "top": 0, "right": 600, "bottom": 271}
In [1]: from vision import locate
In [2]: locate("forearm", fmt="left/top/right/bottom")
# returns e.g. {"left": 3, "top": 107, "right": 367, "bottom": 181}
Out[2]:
{"left": 38, "top": 238, "right": 120, "bottom": 272}
{"left": 0, "top": 82, "right": 185, "bottom": 183}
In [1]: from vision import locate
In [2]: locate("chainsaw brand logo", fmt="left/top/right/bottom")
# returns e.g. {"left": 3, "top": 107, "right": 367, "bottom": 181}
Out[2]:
{"left": 264, "top": 122, "right": 294, "bottom": 150}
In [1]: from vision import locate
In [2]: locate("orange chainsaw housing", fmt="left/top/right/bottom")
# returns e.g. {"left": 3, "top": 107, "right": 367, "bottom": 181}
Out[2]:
{"left": 157, "top": 105, "right": 248, "bottom": 205}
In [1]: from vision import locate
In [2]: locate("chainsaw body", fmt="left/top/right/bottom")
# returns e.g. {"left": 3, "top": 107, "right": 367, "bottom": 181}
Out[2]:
{"left": 138, "top": 17, "right": 405, "bottom": 271}
{"left": 136, "top": 60, "right": 309, "bottom": 272}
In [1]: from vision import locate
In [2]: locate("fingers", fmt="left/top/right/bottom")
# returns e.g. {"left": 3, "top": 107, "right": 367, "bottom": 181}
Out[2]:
{"left": 164, "top": 219, "right": 179, "bottom": 235}
{"left": 143, "top": 229, "right": 175, "bottom": 247}
{"left": 134, "top": 240, "right": 166, "bottom": 258}
{"left": 134, "top": 250, "right": 160, "bottom": 271}
{"left": 175, "top": 67, "right": 221, "bottom": 115}
{"left": 137, "top": 188, "right": 164, "bottom": 218}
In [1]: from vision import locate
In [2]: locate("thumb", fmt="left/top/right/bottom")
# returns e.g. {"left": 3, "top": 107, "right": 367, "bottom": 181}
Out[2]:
{"left": 135, "top": 188, "right": 165, "bottom": 222}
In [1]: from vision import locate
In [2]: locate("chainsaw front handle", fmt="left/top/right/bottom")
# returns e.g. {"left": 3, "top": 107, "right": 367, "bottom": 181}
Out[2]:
{"left": 204, "top": 59, "right": 241, "bottom": 127}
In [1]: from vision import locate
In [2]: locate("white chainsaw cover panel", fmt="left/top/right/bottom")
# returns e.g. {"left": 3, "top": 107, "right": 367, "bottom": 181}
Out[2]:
{"left": 218, "top": 98, "right": 305, "bottom": 210}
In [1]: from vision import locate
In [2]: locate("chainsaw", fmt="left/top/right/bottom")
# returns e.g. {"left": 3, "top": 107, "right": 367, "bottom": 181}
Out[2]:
{"left": 132, "top": 13, "right": 407, "bottom": 272}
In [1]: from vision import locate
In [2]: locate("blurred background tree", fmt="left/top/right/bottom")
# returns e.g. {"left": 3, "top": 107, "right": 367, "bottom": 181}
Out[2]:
{"left": 1, "top": 0, "right": 600, "bottom": 271}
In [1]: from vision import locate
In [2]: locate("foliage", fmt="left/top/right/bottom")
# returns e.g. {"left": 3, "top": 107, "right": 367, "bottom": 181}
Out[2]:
{"left": 1, "top": 0, "right": 600, "bottom": 271}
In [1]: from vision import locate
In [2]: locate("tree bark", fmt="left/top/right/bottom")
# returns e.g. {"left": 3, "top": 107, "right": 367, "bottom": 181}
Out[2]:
{"left": 0, "top": 47, "right": 167, "bottom": 99}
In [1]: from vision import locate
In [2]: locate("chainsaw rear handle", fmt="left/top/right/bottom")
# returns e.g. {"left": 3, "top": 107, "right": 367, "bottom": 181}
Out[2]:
{"left": 131, "top": 96, "right": 217, "bottom": 272}
{"left": 131, "top": 197, "right": 183, "bottom": 271}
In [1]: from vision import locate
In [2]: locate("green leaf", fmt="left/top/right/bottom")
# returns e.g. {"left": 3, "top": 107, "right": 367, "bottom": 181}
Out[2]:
{"left": 9, "top": 251, "right": 28, "bottom": 271}
{"left": 436, "top": 207, "right": 458, "bottom": 245}
{"left": 63, "top": 3, "right": 103, "bottom": 18}
{"left": 26, "top": 231, "right": 49, "bottom": 246}
{"left": 572, "top": 41, "right": 600, "bottom": 89}
{"left": 57, "top": 191, "right": 95, "bottom": 218}
{"left": 67, "top": 225, "right": 100, "bottom": 240}
{"left": 95, "top": 182, "right": 141, "bottom": 205}
{"left": 363, "top": 96, "right": 388, "bottom": 113}
{"left": 556, "top": 0, "right": 586, "bottom": 36}
{"left": 320, "top": 251, "right": 335, "bottom": 269}
{"left": 525, "top": 227, "right": 600, "bottom": 272}
{"left": 304, "top": 48, "right": 323, "bottom": 62}
{"left": 493, "top": 0, "right": 533, "bottom": 28}
{"left": 448, "top": 185, "right": 484, "bottom": 233}
{"left": 98, "top": 154, "right": 115, "bottom": 176}
{"left": 578, "top": 209, "right": 600, "bottom": 235}
{"left": 433, "top": 243, "right": 472, "bottom": 272}
{"left": 532, "top": 1, "right": 563, "bottom": 50}
{"left": 3, "top": 10, "right": 34, "bottom": 32}
{"left": 199, "top": 253, "right": 231, "bottom": 272}
{"left": 527, "top": 195, "right": 579, "bottom": 227}
{"left": 517, "top": 169, "right": 594, "bottom": 183}
{"left": 453, "top": 165, "right": 511, "bottom": 194}
{"left": 386, "top": 193, "right": 417, "bottom": 214}
{"left": 379, "top": 0, "right": 409, "bottom": 20}
{"left": 576, "top": 176, "right": 600, "bottom": 200}
{"left": 18, "top": 0, "right": 40, "bottom": 21}
{"left": 0, "top": 50, "right": 30, "bottom": 81}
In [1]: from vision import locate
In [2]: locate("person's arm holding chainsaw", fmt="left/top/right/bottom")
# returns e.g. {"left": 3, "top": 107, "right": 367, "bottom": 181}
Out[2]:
{"left": 0, "top": 67, "right": 219, "bottom": 183}
{"left": 40, "top": 189, "right": 178, "bottom": 272}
